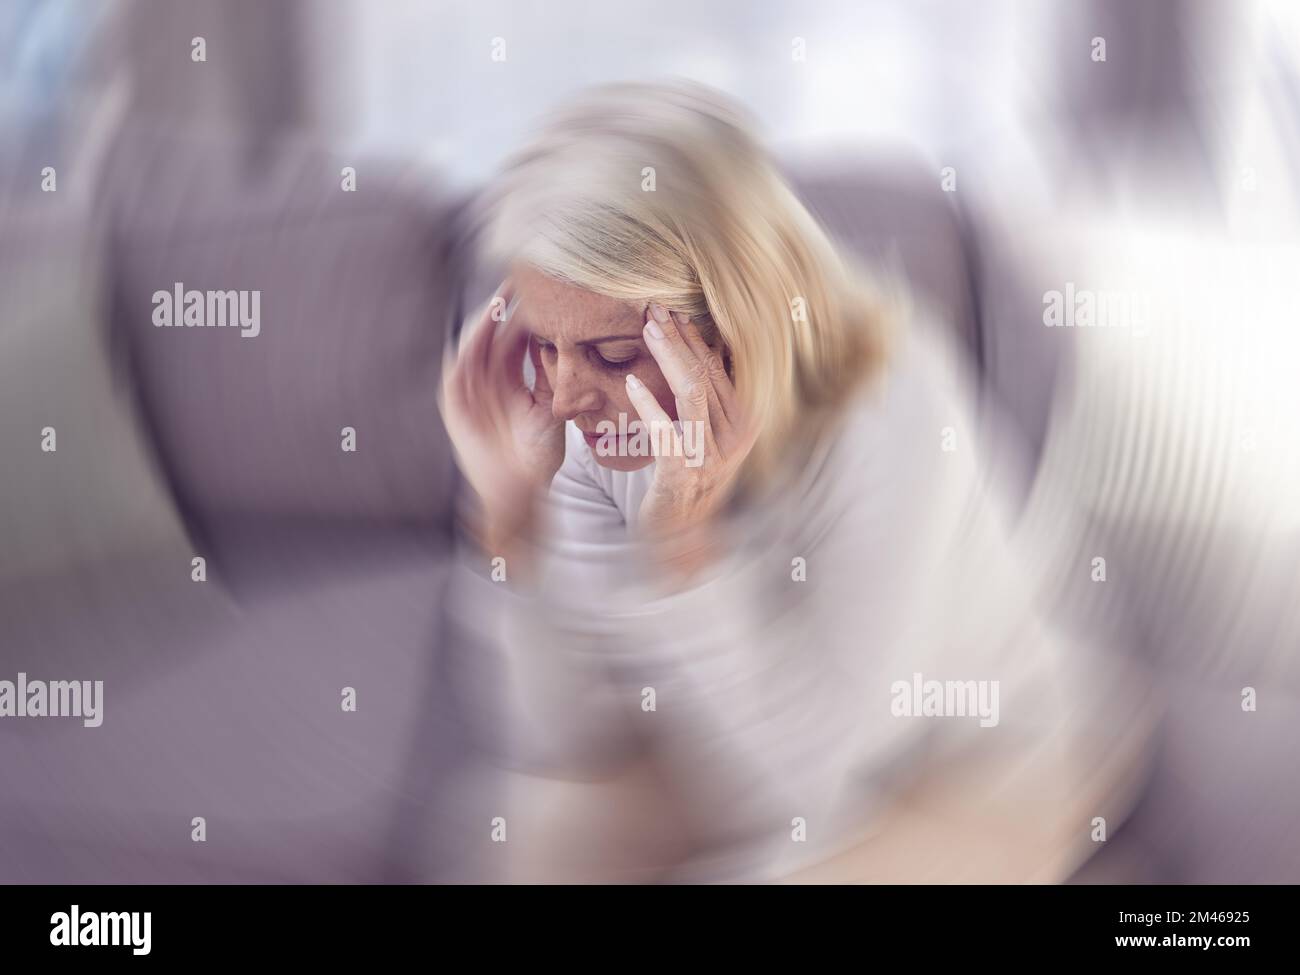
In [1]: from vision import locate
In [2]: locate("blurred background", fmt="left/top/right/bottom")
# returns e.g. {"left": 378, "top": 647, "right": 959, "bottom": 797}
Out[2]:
{"left": 0, "top": 0, "right": 1297, "bottom": 882}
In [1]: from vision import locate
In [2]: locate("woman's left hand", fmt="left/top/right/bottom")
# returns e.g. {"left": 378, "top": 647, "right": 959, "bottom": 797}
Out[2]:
{"left": 624, "top": 304, "right": 757, "bottom": 575}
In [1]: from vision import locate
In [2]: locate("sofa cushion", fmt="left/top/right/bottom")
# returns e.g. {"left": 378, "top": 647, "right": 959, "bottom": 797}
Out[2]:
{"left": 0, "top": 548, "right": 483, "bottom": 883}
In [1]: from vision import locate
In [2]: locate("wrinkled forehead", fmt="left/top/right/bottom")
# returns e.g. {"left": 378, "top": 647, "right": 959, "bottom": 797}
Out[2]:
{"left": 510, "top": 265, "right": 645, "bottom": 343}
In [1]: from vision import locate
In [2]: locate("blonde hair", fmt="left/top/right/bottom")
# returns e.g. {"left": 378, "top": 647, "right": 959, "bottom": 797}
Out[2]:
{"left": 476, "top": 80, "right": 895, "bottom": 483}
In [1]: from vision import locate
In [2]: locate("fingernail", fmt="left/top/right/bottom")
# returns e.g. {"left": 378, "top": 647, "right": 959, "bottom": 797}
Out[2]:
{"left": 625, "top": 373, "right": 642, "bottom": 390}
{"left": 650, "top": 303, "right": 670, "bottom": 323}
{"left": 644, "top": 319, "right": 665, "bottom": 340}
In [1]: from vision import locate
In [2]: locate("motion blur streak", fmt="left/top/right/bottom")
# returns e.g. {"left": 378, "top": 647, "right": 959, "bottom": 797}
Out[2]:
{"left": 0, "top": 0, "right": 1296, "bottom": 883}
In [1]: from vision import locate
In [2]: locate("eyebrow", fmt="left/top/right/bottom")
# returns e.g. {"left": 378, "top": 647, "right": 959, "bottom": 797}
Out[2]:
{"left": 529, "top": 329, "right": 644, "bottom": 345}
{"left": 516, "top": 305, "right": 646, "bottom": 345}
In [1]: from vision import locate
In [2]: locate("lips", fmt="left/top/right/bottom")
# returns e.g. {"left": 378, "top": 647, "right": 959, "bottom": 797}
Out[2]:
{"left": 580, "top": 427, "right": 624, "bottom": 445}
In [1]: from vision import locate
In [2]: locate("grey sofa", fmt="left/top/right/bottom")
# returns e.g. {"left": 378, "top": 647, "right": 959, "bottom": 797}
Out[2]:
{"left": 0, "top": 120, "right": 493, "bottom": 882}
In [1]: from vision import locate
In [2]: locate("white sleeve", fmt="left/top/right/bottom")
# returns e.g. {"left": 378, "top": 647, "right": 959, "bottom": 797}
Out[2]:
{"left": 446, "top": 424, "right": 649, "bottom": 778}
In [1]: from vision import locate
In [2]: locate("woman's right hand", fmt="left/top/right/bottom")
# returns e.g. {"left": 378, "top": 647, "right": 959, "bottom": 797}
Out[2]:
{"left": 439, "top": 280, "right": 565, "bottom": 550}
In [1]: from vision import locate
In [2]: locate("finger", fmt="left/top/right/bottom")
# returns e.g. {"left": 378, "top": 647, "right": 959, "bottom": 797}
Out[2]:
{"left": 439, "top": 338, "right": 461, "bottom": 417}
{"left": 643, "top": 304, "right": 711, "bottom": 425}
{"left": 457, "top": 300, "right": 494, "bottom": 411}
{"left": 648, "top": 306, "right": 729, "bottom": 432}
{"left": 671, "top": 311, "right": 736, "bottom": 428}
{"left": 489, "top": 313, "right": 531, "bottom": 394}
{"left": 486, "top": 278, "right": 517, "bottom": 327}
{"left": 670, "top": 310, "right": 711, "bottom": 361}
{"left": 624, "top": 372, "right": 683, "bottom": 459}
{"left": 461, "top": 281, "right": 512, "bottom": 361}
{"left": 528, "top": 332, "right": 555, "bottom": 405}
{"left": 438, "top": 355, "right": 477, "bottom": 446}
{"left": 463, "top": 281, "right": 516, "bottom": 406}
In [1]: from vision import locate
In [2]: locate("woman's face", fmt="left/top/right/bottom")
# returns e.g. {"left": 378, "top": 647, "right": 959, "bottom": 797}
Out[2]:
{"left": 511, "top": 264, "right": 678, "bottom": 472}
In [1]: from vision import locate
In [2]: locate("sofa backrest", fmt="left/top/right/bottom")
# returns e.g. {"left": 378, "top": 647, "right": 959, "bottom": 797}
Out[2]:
{"left": 101, "top": 123, "right": 467, "bottom": 554}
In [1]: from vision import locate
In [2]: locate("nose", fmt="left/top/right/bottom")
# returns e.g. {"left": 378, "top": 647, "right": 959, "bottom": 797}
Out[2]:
{"left": 548, "top": 353, "right": 603, "bottom": 421}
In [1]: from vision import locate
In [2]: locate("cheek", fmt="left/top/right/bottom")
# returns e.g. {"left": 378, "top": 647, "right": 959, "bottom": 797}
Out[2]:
{"left": 594, "top": 370, "right": 634, "bottom": 411}
{"left": 539, "top": 356, "right": 558, "bottom": 388}
{"left": 546, "top": 356, "right": 630, "bottom": 410}
{"left": 629, "top": 365, "right": 678, "bottom": 421}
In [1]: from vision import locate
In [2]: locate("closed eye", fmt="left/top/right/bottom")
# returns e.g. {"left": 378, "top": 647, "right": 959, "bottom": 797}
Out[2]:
{"left": 533, "top": 338, "right": 638, "bottom": 368}
{"left": 591, "top": 340, "right": 641, "bottom": 367}
{"left": 594, "top": 349, "right": 638, "bottom": 367}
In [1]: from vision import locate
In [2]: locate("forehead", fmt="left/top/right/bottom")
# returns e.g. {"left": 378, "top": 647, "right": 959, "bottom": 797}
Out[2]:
{"left": 511, "top": 265, "right": 643, "bottom": 342}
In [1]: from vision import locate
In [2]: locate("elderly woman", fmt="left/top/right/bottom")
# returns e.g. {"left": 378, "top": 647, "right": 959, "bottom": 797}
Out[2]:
{"left": 441, "top": 81, "right": 1149, "bottom": 883}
